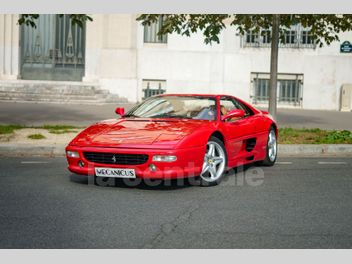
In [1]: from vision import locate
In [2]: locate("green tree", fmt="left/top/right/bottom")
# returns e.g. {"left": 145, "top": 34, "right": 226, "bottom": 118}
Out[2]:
{"left": 18, "top": 14, "right": 93, "bottom": 28}
{"left": 137, "top": 14, "right": 352, "bottom": 120}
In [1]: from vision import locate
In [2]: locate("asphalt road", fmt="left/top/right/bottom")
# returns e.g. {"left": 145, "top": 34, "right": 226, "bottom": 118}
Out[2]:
{"left": 1, "top": 101, "right": 352, "bottom": 130}
{"left": 0, "top": 157, "right": 352, "bottom": 248}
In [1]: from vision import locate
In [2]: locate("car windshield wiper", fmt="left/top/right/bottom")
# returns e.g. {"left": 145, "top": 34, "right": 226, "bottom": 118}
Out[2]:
{"left": 150, "top": 114, "right": 192, "bottom": 119}
{"left": 123, "top": 114, "right": 140, "bottom": 118}
{"left": 167, "top": 115, "right": 192, "bottom": 119}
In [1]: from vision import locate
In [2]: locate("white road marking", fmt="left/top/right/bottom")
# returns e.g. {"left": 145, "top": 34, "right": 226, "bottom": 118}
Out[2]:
{"left": 276, "top": 162, "right": 293, "bottom": 164}
{"left": 21, "top": 161, "right": 49, "bottom": 164}
{"left": 318, "top": 161, "right": 347, "bottom": 165}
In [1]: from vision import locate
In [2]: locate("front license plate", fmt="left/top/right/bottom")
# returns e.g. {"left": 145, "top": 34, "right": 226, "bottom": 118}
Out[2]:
{"left": 95, "top": 167, "right": 136, "bottom": 178}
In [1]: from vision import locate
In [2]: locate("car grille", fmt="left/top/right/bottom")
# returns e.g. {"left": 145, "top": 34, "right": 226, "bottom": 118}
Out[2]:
{"left": 83, "top": 152, "right": 149, "bottom": 165}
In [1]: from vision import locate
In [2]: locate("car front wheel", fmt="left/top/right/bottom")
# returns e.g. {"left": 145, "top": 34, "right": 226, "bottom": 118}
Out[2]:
{"left": 199, "top": 136, "right": 227, "bottom": 186}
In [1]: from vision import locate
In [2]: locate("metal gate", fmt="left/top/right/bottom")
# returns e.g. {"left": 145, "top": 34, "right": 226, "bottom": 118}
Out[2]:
{"left": 20, "top": 14, "right": 86, "bottom": 81}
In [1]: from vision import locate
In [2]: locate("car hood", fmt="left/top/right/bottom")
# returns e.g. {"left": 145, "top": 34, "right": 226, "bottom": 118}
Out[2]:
{"left": 70, "top": 118, "right": 211, "bottom": 149}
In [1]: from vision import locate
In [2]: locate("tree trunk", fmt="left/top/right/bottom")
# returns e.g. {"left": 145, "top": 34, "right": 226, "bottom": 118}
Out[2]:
{"left": 268, "top": 14, "right": 280, "bottom": 120}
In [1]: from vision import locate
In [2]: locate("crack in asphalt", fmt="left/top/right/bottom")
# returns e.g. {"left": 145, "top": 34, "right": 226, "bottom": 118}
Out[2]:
{"left": 143, "top": 204, "right": 200, "bottom": 249}
{"left": 180, "top": 230, "right": 352, "bottom": 238}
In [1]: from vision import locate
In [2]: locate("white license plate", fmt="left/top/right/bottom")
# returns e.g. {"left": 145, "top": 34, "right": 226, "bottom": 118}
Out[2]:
{"left": 95, "top": 167, "right": 136, "bottom": 178}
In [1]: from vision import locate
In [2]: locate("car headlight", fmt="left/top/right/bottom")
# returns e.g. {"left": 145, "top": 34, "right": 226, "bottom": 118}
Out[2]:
{"left": 152, "top": 155, "right": 177, "bottom": 162}
{"left": 66, "top": 151, "right": 80, "bottom": 158}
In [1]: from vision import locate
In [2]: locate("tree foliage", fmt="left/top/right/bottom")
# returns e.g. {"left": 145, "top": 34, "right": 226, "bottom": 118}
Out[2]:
{"left": 18, "top": 14, "right": 93, "bottom": 28}
{"left": 137, "top": 14, "right": 352, "bottom": 47}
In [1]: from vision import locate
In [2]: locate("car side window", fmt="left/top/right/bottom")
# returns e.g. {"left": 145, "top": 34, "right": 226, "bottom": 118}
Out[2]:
{"left": 219, "top": 97, "right": 242, "bottom": 122}
{"left": 220, "top": 99, "right": 237, "bottom": 111}
{"left": 233, "top": 99, "right": 254, "bottom": 117}
{"left": 219, "top": 97, "right": 253, "bottom": 120}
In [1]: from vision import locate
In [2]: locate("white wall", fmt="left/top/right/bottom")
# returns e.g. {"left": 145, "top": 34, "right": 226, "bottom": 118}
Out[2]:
{"left": 0, "top": 14, "right": 20, "bottom": 80}
{"left": 84, "top": 15, "right": 352, "bottom": 110}
{"left": 84, "top": 14, "right": 138, "bottom": 102}
{"left": 137, "top": 22, "right": 352, "bottom": 110}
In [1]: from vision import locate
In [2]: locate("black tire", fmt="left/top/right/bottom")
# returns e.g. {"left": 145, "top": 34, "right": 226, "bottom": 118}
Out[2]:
{"left": 257, "top": 127, "right": 277, "bottom": 166}
{"left": 199, "top": 136, "right": 228, "bottom": 187}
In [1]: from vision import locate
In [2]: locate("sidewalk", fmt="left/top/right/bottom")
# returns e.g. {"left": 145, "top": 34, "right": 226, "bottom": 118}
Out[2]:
{"left": 0, "top": 101, "right": 352, "bottom": 130}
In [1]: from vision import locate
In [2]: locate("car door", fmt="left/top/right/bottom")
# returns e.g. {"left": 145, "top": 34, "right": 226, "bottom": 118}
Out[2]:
{"left": 219, "top": 96, "right": 257, "bottom": 162}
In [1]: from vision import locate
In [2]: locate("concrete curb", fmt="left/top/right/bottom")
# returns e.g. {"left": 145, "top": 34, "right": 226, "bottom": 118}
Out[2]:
{"left": 0, "top": 144, "right": 66, "bottom": 157}
{"left": 0, "top": 143, "right": 352, "bottom": 157}
{"left": 279, "top": 144, "right": 352, "bottom": 156}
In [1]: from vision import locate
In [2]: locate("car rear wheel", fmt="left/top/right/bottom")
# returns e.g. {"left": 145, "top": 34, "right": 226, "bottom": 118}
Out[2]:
{"left": 258, "top": 127, "right": 277, "bottom": 166}
{"left": 199, "top": 136, "right": 227, "bottom": 186}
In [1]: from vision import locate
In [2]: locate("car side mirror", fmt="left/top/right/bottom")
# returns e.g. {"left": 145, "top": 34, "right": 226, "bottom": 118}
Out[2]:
{"left": 221, "top": 109, "right": 245, "bottom": 121}
{"left": 115, "top": 107, "right": 125, "bottom": 116}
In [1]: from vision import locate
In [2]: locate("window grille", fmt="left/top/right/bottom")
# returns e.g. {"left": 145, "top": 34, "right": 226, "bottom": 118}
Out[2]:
{"left": 242, "top": 24, "right": 316, "bottom": 49}
{"left": 142, "top": 79, "right": 166, "bottom": 98}
{"left": 251, "top": 73, "right": 303, "bottom": 106}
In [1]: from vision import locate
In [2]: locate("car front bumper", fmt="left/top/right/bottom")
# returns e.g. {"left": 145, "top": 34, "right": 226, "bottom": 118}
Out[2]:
{"left": 65, "top": 145, "right": 205, "bottom": 179}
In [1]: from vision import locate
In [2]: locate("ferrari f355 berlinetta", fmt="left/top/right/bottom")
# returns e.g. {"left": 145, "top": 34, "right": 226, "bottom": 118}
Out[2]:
{"left": 66, "top": 94, "right": 277, "bottom": 186}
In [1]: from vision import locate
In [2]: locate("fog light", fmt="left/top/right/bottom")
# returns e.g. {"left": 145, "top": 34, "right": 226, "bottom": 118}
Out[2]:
{"left": 152, "top": 155, "right": 177, "bottom": 162}
{"left": 78, "top": 160, "right": 85, "bottom": 168}
{"left": 149, "top": 164, "right": 156, "bottom": 172}
{"left": 67, "top": 151, "right": 80, "bottom": 158}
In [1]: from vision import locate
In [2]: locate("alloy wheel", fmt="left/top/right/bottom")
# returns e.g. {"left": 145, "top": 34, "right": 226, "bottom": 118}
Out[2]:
{"left": 200, "top": 141, "right": 226, "bottom": 183}
{"left": 268, "top": 130, "right": 277, "bottom": 162}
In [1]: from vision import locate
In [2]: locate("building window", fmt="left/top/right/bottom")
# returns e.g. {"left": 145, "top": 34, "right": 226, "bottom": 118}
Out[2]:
{"left": 278, "top": 80, "right": 300, "bottom": 103}
{"left": 244, "top": 30, "right": 271, "bottom": 46}
{"left": 301, "top": 30, "right": 314, "bottom": 45}
{"left": 262, "top": 30, "right": 271, "bottom": 44}
{"left": 255, "top": 79, "right": 270, "bottom": 101}
{"left": 142, "top": 79, "right": 166, "bottom": 98}
{"left": 143, "top": 16, "right": 167, "bottom": 44}
{"left": 251, "top": 73, "right": 303, "bottom": 106}
{"left": 242, "top": 24, "right": 315, "bottom": 49}
{"left": 245, "top": 30, "right": 259, "bottom": 44}
{"left": 284, "top": 30, "right": 297, "bottom": 44}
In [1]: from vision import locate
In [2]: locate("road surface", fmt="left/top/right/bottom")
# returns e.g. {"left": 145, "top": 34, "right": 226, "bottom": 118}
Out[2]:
{"left": 1, "top": 157, "right": 352, "bottom": 248}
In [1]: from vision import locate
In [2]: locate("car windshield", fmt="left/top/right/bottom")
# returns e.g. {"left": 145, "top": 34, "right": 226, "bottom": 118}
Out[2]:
{"left": 124, "top": 96, "right": 217, "bottom": 120}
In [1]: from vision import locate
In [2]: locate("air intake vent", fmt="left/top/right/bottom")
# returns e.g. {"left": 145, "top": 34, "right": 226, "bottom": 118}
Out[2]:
{"left": 84, "top": 152, "right": 148, "bottom": 165}
{"left": 245, "top": 138, "right": 256, "bottom": 152}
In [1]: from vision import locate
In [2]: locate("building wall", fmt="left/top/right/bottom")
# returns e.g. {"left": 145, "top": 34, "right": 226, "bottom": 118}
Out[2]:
{"left": 134, "top": 22, "right": 352, "bottom": 110}
{"left": 83, "top": 14, "right": 138, "bottom": 102}
{"left": 0, "top": 14, "right": 351, "bottom": 110}
{"left": 0, "top": 14, "right": 20, "bottom": 80}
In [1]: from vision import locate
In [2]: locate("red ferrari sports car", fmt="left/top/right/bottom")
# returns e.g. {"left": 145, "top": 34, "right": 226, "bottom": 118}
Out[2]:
{"left": 66, "top": 94, "right": 277, "bottom": 186}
